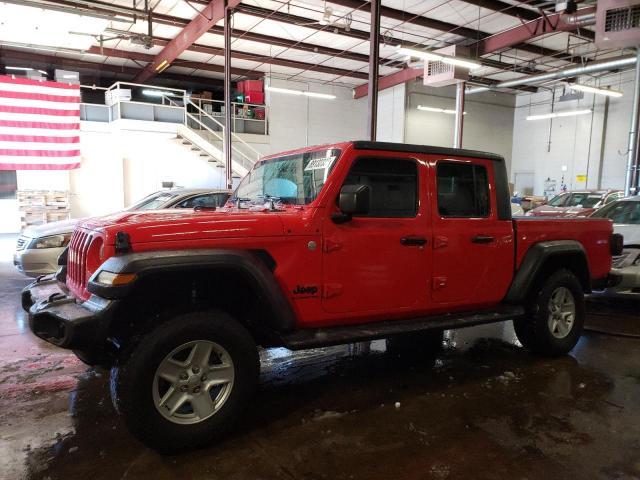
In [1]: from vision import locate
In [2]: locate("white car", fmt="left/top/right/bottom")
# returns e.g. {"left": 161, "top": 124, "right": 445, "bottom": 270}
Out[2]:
{"left": 14, "top": 188, "right": 230, "bottom": 277}
{"left": 591, "top": 196, "right": 640, "bottom": 294}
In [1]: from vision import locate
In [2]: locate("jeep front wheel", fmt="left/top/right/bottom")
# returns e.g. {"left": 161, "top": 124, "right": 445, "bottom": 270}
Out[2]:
{"left": 111, "top": 311, "right": 259, "bottom": 452}
{"left": 513, "top": 269, "right": 585, "bottom": 356}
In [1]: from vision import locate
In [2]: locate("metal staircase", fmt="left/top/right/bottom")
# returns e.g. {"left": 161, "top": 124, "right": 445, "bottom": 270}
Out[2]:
{"left": 165, "top": 96, "right": 261, "bottom": 179}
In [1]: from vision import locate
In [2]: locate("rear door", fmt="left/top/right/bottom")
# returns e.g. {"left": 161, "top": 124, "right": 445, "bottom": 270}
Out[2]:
{"left": 321, "top": 155, "right": 431, "bottom": 314}
{"left": 430, "top": 158, "right": 513, "bottom": 308}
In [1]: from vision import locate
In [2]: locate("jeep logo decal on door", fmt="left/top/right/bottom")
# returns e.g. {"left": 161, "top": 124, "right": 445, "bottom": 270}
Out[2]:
{"left": 293, "top": 285, "right": 319, "bottom": 296}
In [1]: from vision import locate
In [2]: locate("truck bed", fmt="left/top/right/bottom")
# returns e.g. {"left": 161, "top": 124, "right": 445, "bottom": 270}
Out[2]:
{"left": 513, "top": 217, "right": 613, "bottom": 282}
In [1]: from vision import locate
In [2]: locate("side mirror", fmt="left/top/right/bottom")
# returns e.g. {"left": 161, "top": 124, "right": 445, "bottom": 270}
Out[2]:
{"left": 332, "top": 184, "right": 370, "bottom": 224}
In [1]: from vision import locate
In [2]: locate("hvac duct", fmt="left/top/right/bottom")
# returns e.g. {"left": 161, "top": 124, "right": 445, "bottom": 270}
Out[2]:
{"left": 467, "top": 55, "right": 637, "bottom": 94}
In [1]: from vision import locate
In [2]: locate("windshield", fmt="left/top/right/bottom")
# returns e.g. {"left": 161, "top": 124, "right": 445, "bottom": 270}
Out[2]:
{"left": 232, "top": 148, "right": 341, "bottom": 207}
{"left": 129, "top": 191, "right": 179, "bottom": 210}
{"left": 548, "top": 194, "right": 567, "bottom": 206}
{"left": 592, "top": 201, "right": 640, "bottom": 224}
{"left": 564, "top": 192, "right": 604, "bottom": 208}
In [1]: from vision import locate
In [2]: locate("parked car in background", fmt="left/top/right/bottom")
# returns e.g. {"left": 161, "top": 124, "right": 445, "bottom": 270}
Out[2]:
{"left": 527, "top": 190, "right": 623, "bottom": 218}
{"left": 592, "top": 196, "right": 640, "bottom": 294}
{"left": 511, "top": 202, "right": 525, "bottom": 216}
{"left": 520, "top": 195, "right": 547, "bottom": 212}
{"left": 14, "top": 188, "right": 231, "bottom": 277}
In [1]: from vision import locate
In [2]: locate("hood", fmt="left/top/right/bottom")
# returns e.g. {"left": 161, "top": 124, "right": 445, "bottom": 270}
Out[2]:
{"left": 22, "top": 218, "right": 82, "bottom": 239}
{"left": 79, "top": 208, "right": 290, "bottom": 244}
{"left": 614, "top": 223, "right": 640, "bottom": 246}
{"left": 529, "top": 206, "right": 594, "bottom": 217}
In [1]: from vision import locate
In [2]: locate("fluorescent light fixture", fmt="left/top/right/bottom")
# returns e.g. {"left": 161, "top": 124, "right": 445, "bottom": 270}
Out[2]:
{"left": 397, "top": 46, "right": 481, "bottom": 70}
{"left": 266, "top": 85, "right": 336, "bottom": 100}
{"left": 442, "top": 57, "right": 482, "bottom": 70}
{"left": 397, "top": 46, "right": 442, "bottom": 61}
{"left": 526, "top": 109, "right": 592, "bottom": 121}
{"left": 142, "top": 89, "right": 180, "bottom": 97}
{"left": 569, "top": 84, "right": 623, "bottom": 98}
{"left": 63, "top": 74, "right": 78, "bottom": 79}
{"left": 417, "top": 105, "right": 466, "bottom": 115}
{"left": 5, "top": 66, "right": 47, "bottom": 76}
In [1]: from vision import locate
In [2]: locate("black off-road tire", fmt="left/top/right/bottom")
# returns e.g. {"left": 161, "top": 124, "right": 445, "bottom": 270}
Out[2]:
{"left": 110, "top": 311, "right": 260, "bottom": 453}
{"left": 386, "top": 329, "right": 444, "bottom": 360}
{"left": 513, "top": 269, "right": 585, "bottom": 356}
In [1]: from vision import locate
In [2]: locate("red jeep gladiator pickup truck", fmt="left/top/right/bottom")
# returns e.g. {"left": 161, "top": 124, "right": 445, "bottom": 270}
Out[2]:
{"left": 23, "top": 141, "right": 621, "bottom": 451}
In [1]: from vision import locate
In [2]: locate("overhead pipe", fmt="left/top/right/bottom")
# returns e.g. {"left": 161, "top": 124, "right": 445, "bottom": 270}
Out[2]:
{"left": 366, "top": 0, "right": 381, "bottom": 141}
{"left": 561, "top": 12, "right": 596, "bottom": 27}
{"left": 625, "top": 49, "right": 640, "bottom": 196}
{"left": 224, "top": 3, "right": 233, "bottom": 190}
{"left": 467, "top": 55, "right": 638, "bottom": 94}
{"left": 453, "top": 82, "right": 465, "bottom": 148}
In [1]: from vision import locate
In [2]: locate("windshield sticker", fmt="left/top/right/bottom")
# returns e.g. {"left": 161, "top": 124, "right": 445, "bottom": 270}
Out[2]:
{"left": 304, "top": 156, "right": 336, "bottom": 171}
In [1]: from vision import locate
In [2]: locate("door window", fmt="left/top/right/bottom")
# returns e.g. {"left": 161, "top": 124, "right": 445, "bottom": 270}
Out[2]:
{"left": 436, "top": 162, "right": 489, "bottom": 217}
{"left": 341, "top": 157, "right": 418, "bottom": 218}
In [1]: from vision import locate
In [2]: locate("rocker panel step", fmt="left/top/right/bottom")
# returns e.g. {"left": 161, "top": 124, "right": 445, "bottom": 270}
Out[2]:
{"left": 281, "top": 305, "right": 525, "bottom": 350}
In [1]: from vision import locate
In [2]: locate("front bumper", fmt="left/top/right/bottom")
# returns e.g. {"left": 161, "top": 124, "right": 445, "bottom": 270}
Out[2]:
{"left": 22, "top": 275, "right": 115, "bottom": 349}
{"left": 14, "top": 246, "right": 65, "bottom": 278}
{"left": 608, "top": 266, "right": 640, "bottom": 293}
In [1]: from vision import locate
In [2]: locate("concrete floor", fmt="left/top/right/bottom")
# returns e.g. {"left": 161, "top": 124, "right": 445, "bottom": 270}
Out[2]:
{"left": 1, "top": 233, "right": 640, "bottom": 480}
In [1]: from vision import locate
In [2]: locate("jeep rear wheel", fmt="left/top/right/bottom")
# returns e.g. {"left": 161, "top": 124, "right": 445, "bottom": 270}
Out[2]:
{"left": 110, "top": 311, "right": 259, "bottom": 452}
{"left": 513, "top": 269, "right": 585, "bottom": 356}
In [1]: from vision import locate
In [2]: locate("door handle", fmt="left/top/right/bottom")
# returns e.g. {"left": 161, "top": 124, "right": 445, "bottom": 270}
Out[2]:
{"left": 471, "top": 235, "right": 494, "bottom": 244}
{"left": 401, "top": 236, "right": 427, "bottom": 246}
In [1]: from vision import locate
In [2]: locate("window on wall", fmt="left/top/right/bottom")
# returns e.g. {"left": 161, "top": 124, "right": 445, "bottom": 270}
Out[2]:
{"left": 341, "top": 156, "right": 418, "bottom": 218}
{"left": 0, "top": 171, "right": 17, "bottom": 200}
{"left": 437, "top": 162, "right": 490, "bottom": 217}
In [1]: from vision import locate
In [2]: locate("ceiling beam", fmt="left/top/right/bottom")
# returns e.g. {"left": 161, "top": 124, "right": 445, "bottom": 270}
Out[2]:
{"left": 353, "top": 5, "right": 597, "bottom": 99}
{"left": 323, "top": 0, "right": 574, "bottom": 61}
{"left": 471, "top": 5, "right": 597, "bottom": 56}
{"left": 139, "top": 40, "right": 370, "bottom": 79}
{"left": 134, "top": 0, "right": 242, "bottom": 83}
{"left": 0, "top": 46, "right": 224, "bottom": 87}
{"left": 456, "top": 0, "right": 541, "bottom": 22}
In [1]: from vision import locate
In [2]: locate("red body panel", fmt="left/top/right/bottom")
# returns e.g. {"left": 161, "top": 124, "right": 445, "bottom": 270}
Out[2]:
{"left": 66, "top": 142, "right": 614, "bottom": 331}
{"left": 513, "top": 217, "right": 613, "bottom": 281}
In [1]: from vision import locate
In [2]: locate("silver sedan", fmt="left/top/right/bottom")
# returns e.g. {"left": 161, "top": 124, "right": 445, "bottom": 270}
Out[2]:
{"left": 14, "top": 188, "right": 230, "bottom": 277}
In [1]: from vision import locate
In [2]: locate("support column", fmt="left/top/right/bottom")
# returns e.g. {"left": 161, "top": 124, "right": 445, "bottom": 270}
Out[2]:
{"left": 224, "top": 3, "right": 233, "bottom": 190}
{"left": 625, "top": 48, "right": 640, "bottom": 196}
{"left": 367, "top": 0, "right": 381, "bottom": 141}
{"left": 453, "top": 81, "right": 465, "bottom": 148}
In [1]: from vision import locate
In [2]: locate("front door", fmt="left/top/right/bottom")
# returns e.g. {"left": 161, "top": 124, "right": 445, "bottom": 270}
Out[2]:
{"left": 322, "top": 155, "right": 430, "bottom": 315}
{"left": 430, "top": 158, "right": 513, "bottom": 308}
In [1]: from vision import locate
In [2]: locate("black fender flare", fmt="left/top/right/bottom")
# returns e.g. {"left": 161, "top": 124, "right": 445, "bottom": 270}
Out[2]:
{"left": 87, "top": 249, "right": 296, "bottom": 333}
{"left": 504, "top": 240, "right": 591, "bottom": 303}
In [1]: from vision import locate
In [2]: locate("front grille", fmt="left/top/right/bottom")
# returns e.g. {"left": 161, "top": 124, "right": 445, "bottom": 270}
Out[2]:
{"left": 612, "top": 252, "right": 630, "bottom": 269}
{"left": 605, "top": 6, "right": 640, "bottom": 32}
{"left": 16, "top": 236, "right": 29, "bottom": 251}
{"left": 66, "top": 229, "right": 93, "bottom": 301}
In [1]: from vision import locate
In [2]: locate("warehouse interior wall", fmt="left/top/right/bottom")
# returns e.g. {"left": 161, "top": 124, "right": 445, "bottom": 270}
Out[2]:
{"left": 404, "top": 82, "right": 516, "bottom": 169}
{"left": 266, "top": 78, "right": 367, "bottom": 154}
{"left": 510, "top": 69, "right": 634, "bottom": 196}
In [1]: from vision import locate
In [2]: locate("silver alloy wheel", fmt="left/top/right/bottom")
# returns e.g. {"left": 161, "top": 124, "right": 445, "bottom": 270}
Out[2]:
{"left": 547, "top": 286, "right": 576, "bottom": 339}
{"left": 152, "top": 340, "right": 235, "bottom": 425}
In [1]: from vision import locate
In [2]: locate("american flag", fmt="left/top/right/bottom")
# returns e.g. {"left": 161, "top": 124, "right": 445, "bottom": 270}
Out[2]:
{"left": 0, "top": 75, "right": 80, "bottom": 170}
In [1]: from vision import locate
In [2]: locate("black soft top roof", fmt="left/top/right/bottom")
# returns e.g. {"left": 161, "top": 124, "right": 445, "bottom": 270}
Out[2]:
{"left": 352, "top": 141, "right": 504, "bottom": 163}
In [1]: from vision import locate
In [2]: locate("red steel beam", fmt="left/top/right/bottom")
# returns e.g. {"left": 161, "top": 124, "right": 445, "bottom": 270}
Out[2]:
{"left": 354, "top": 6, "right": 597, "bottom": 99}
{"left": 472, "top": 5, "right": 597, "bottom": 56}
{"left": 134, "top": 0, "right": 242, "bottom": 83}
{"left": 0, "top": 47, "right": 223, "bottom": 87}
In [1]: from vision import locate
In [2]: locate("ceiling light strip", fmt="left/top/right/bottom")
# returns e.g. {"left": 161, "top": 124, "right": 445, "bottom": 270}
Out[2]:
{"left": 526, "top": 109, "right": 592, "bottom": 121}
